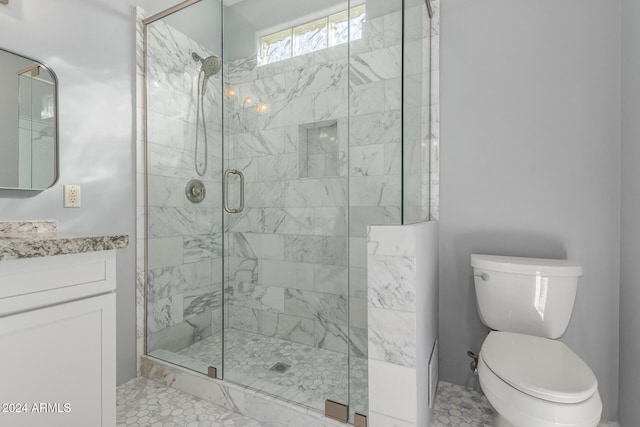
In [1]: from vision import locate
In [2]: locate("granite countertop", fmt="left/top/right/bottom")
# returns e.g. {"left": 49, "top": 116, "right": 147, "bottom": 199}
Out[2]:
{"left": 0, "top": 220, "right": 129, "bottom": 261}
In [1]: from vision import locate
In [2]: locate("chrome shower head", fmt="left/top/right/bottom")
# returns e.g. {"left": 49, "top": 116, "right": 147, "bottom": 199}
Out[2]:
{"left": 192, "top": 51, "right": 221, "bottom": 77}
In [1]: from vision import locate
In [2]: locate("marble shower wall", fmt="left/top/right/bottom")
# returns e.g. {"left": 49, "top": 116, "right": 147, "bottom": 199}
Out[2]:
{"left": 144, "top": 18, "right": 224, "bottom": 355}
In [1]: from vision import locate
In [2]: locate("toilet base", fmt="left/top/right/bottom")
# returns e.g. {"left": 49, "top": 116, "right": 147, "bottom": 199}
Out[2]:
{"left": 496, "top": 414, "right": 514, "bottom": 427}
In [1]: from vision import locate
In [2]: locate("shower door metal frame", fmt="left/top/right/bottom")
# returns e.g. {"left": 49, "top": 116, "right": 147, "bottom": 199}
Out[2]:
{"left": 142, "top": 0, "right": 202, "bottom": 25}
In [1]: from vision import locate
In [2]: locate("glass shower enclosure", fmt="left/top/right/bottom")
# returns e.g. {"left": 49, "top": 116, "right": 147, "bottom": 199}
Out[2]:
{"left": 143, "top": 0, "right": 433, "bottom": 420}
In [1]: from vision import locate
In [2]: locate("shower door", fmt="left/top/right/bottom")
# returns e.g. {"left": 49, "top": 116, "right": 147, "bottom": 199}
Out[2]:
{"left": 221, "top": 0, "right": 353, "bottom": 412}
{"left": 144, "top": 0, "right": 226, "bottom": 378}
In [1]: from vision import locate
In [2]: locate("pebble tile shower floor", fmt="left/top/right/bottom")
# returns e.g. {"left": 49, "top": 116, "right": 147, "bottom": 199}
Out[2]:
{"left": 117, "top": 377, "right": 620, "bottom": 426}
{"left": 148, "top": 329, "right": 368, "bottom": 413}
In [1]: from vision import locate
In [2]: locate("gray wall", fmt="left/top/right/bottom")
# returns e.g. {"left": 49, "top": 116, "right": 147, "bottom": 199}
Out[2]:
{"left": 0, "top": 0, "right": 176, "bottom": 385}
{"left": 439, "top": 0, "right": 621, "bottom": 419}
{"left": 619, "top": 0, "right": 640, "bottom": 424}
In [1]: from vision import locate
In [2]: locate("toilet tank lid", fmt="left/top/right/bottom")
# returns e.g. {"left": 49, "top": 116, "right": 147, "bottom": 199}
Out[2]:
{"left": 471, "top": 254, "right": 583, "bottom": 277}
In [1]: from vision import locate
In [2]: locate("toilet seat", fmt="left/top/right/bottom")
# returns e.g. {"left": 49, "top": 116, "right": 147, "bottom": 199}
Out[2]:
{"left": 481, "top": 331, "right": 598, "bottom": 404}
{"left": 478, "top": 356, "right": 603, "bottom": 427}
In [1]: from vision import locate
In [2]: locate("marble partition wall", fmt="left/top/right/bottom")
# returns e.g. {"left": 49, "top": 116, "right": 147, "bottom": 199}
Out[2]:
{"left": 367, "top": 221, "right": 439, "bottom": 427}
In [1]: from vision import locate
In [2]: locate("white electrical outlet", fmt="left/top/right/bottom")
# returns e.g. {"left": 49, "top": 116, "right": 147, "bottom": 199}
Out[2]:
{"left": 64, "top": 185, "right": 81, "bottom": 208}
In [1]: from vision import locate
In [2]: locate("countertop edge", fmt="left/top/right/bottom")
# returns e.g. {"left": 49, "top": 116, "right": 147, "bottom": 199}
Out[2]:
{"left": 0, "top": 234, "right": 130, "bottom": 261}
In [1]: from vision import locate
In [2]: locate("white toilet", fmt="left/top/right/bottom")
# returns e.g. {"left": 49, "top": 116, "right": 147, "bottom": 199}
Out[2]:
{"left": 471, "top": 254, "right": 602, "bottom": 427}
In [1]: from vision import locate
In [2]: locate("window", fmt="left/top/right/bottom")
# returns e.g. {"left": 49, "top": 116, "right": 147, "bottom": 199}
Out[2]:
{"left": 259, "top": 4, "right": 366, "bottom": 66}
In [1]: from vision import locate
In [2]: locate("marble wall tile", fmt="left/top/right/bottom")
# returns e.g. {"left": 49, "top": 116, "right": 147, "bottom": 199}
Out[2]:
{"left": 314, "top": 321, "right": 348, "bottom": 354}
{"left": 147, "top": 206, "right": 220, "bottom": 238}
{"left": 368, "top": 359, "right": 417, "bottom": 424}
{"left": 350, "top": 46, "right": 403, "bottom": 85}
{"left": 283, "top": 235, "right": 348, "bottom": 266}
{"left": 148, "top": 294, "right": 184, "bottom": 334}
{"left": 368, "top": 254, "right": 417, "bottom": 311}
{"left": 183, "top": 234, "right": 222, "bottom": 263}
{"left": 260, "top": 259, "right": 315, "bottom": 291}
{"left": 262, "top": 95, "right": 315, "bottom": 129}
{"left": 146, "top": 110, "right": 193, "bottom": 150}
{"left": 147, "top": 260, "right": 213, "bottom": 300}
{"left": 147, "top": 237, "right": 184, "bottom": 269}
{"left": 349, "top": 326, "right": 369, "bottom": 358}
{"left": 349, "top": 267, "right": 368, "bottom": 299}
{"left": 312, "top": 89, "right": 349, "bottom": 121}
{"left": 227, "top": 282, "right": 285, "bottom": 313}
{"left": 349, "top": 175, "right": 402, "bottom": 207}
{"left": 313, "top": 207, "right": 347, "bottom": 236}
{"left": 226, "top": 74, "right": 287, "bottom": 110}
{"left": 285, "top": 178, "right": 347, "bottom": 207}
{"left": 349, "top": 297, "right": 369, "bottom": 329}
{"left": 350, "top": 144, "right": 385, "bottom": 176}
{"left": 285, "top": 60, "right": 348, "bottom": 97}
{"left": 313, "top": 265, "right": 348, "bottom": 296}
{"left": 383, "top": 11, "right": 403, "bottom": 48}
{"left": 147, "top": 175, "right": 186, "bottom": 207}
{"left": 229, "top": 208, "right": 316, "bottom": 235}
{"left": 184, "top": 289, "right": 222, "bottom": 319}
{"left": 244, "top": 181, "right": 287, "bottom": 208}
{"left": 233, "top": 129, "right": 296, "bottom": 157}
{"left": 349, "top": 237, "right": 368, "bottom": 269}
{"left": 349, "top": 81, "right": 386, "bottom": 116}
{"left": 350, "top": 110, "right": 402, "bottom": 146}
{"left": 255, "top": 154, "right": 298, "bottom": 182}
{"left": 225, "top": 56, "right": 257, "bottom": 85}
{"left": 367, "top": 225, "right": 415, "bottom": 257}
{"left": 368, "top": 306, "right": 416, "bottom": 367}
{"left": 284, "top": 289, "right": 348, "bottom": 326}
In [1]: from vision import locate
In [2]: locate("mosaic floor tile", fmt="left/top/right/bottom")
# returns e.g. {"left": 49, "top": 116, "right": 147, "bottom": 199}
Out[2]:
{"left": 117, "top": 376, "right": 262, "bottom": 427}
{"left": 149, "top": 329, "right": 368, "bottom": 413}
{"left": 118, "top": 377, "right": 620, "bottom": 427}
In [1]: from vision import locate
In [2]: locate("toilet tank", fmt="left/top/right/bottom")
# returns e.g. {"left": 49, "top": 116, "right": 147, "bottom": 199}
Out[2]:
{"left": 471, "top": 254, "right": 583, "bottom": 339}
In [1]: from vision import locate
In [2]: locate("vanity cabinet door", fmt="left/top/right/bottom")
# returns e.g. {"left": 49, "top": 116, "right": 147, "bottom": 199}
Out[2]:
{"left": 0, "top": 292, "right": 115, "bottom": 427}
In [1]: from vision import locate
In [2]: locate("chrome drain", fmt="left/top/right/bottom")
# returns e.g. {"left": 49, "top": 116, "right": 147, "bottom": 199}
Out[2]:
{"left": 270, "top": 362, "right": 291, "bottom": 373}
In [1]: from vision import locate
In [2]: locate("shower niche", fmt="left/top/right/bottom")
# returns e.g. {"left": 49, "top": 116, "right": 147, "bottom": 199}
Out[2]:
{"left": 298, "top": 120, "right": 344, "bottom": 179}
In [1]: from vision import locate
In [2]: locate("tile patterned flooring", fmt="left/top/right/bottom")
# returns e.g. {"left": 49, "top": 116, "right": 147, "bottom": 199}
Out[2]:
{"left": 117, "top": 376, "right": 620, "bottom": 427}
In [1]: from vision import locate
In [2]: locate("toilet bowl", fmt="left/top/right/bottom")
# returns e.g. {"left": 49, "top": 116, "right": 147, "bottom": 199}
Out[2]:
{"left": 478, "top": 331, "right": 602, "bottom": 427}
{"left": 471, "top": 254, "right": 602, "bottom": 427}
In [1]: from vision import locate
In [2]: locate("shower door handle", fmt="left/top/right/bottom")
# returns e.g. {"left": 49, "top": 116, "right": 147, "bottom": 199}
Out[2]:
{"left": 223, "top": 169, "right": 244, "bottom": 214}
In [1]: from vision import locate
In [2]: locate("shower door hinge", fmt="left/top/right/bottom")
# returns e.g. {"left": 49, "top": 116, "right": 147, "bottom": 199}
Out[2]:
{"left": 207, "top": 366, "right": 217, "bottom": 379}
{"left": 354, "top": 413, "right": 367, "bottom": 427}
{"left": 325, "top": 400, "right": 348, "bottom": 423}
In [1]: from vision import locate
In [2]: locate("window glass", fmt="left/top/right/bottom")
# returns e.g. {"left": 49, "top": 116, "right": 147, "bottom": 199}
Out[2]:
{"left": 260, "top": 29, "right": 292, "bottom": 65}
{"left": 293, "top": 18, "right": 328, "bottom": 56}
{"left": 259, "top": 5, "right": 365, "bottom": 66}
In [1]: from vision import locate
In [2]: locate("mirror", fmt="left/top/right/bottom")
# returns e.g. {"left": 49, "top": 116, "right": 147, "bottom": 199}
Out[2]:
{"left": 0, "top": 48, "right": 57, "bottom": 190}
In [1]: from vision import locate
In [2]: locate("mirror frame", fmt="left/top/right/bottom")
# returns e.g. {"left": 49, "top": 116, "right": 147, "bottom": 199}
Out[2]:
{"left": 0, "top": 46, "right": 59, "bottom": 191}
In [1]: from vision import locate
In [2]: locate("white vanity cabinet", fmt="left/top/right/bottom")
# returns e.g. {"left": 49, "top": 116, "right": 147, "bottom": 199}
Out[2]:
{"left": 0, "top": 250, "right": 117, "bottom": 427}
